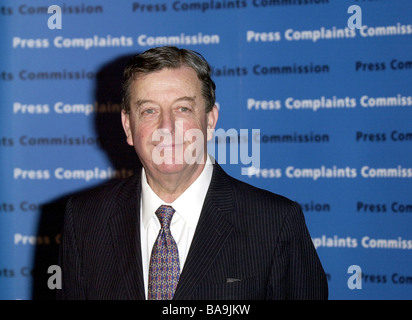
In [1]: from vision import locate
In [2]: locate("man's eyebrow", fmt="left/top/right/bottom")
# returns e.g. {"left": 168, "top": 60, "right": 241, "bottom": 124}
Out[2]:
{"left": 174, "top": 96, "right": 196, "bottom": 103}
{"left": 134, "top": 96, "right": 196, "bottom": 107}
{"left": 135, "top": 99, "right": 154, "bottom": 107}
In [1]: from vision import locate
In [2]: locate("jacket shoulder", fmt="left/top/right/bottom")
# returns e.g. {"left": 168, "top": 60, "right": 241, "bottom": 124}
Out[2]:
{"left": 65, "top": 173, "right": 140, "bottom": 228}
{"left": 69, "top": 174, "right": 139, "bottom": 207}
{"left": 223, "top": 169, "right": 298, "bottom": 210}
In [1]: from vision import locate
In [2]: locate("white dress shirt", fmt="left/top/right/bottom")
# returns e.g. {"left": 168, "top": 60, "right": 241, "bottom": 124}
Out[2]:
{"left": 140, "top": 155, "right": 213, "bottom": 299}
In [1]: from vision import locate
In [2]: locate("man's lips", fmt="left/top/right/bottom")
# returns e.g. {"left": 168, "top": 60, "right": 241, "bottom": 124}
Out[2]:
{"left": 154, "top": 143, "right": 185, "bottom": 148}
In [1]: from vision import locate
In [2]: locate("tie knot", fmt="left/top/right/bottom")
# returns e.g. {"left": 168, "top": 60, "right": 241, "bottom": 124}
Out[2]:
{"left": 155, "top": 205, "right": 175, "bottom": 229}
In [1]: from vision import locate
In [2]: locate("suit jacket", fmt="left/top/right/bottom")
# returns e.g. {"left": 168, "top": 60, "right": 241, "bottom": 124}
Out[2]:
{"left": 57, "top": 163, "right": 328, "bottom": 300}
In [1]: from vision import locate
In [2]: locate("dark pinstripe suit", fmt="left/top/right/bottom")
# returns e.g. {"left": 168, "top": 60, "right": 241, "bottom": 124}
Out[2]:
{"left": 57, "top": 163, "right": 328, "bottom": 300}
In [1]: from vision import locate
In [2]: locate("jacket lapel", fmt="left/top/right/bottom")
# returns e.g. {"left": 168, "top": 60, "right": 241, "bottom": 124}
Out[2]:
{"left": 173, "top": 164, "right": 235, "bottom": 300}
{"left": 108, "top": 173, "right": 145, "bottom": 300}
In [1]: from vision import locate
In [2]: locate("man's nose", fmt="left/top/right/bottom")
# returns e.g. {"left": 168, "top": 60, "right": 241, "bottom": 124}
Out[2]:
{"left": 159, "top": 111, "right": 175, "bottom": 133}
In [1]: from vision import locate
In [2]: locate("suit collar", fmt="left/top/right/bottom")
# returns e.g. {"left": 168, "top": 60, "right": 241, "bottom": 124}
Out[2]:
{"left": 114, "top": 170, "right": 142, "bottom": 208}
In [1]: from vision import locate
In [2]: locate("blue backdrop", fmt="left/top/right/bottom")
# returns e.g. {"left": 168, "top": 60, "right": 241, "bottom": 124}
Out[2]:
{"left": 1, "top": 0, "right": 411, "bottom": 300}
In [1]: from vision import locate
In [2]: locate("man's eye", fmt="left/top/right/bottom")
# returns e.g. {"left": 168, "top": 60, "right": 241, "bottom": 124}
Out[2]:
{"left": 179, "top": 107, "right": 190, "bottom": 112}
{"left": 143, "top": 109, "right": 155, "bottom": 114}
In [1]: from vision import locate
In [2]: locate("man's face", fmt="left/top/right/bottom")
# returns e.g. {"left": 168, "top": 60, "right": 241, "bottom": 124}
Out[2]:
{"left": 122, "top": 66, "right": 218, "bottom": 179}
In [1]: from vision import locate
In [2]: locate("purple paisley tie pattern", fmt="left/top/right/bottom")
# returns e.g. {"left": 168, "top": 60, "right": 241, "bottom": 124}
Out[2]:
{"left": 148, "top": 205, "right": 180, "bottom": 300}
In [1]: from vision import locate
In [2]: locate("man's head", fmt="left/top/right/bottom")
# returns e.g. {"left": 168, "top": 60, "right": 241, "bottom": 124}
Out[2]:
{"left": 120, "top": 47, "right": 218, "bottom": 187}
{"left": 121, "top": 46, "right": 216, "bottom": 115}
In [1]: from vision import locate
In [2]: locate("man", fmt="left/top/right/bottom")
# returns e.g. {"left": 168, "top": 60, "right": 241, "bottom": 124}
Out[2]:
{"left": 58, "top": 46, "right": 328, "bottom": 300}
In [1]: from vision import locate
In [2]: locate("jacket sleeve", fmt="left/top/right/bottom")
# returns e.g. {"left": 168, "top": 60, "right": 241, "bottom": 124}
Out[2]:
{"left": 56, "top": 197, "right": 86, "bottom": 300}
{"left": 267, "top": 202, "right": 328, "bottom": 300}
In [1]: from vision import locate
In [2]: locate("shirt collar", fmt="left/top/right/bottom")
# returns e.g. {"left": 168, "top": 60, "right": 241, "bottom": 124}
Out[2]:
{"left": 141, "top": 155, "right": 214, "bottom": 230}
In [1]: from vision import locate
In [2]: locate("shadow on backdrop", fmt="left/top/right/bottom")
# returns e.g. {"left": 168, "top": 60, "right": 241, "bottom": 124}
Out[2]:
{"left": 31, "top": 53, "right": 142, "bottom": 299}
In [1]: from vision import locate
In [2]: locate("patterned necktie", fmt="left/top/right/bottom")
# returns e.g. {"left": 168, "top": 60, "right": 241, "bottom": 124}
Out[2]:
{"left": 148, "top": 205, "right": 180, "bottom": 300}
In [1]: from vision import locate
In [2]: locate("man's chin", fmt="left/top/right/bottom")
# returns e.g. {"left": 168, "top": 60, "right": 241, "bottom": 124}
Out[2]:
{"left": 155, "top": 162, "right": 185, "bottom": 174}
{"left": 151, "top": 157, "right": 206, "bottom": 175}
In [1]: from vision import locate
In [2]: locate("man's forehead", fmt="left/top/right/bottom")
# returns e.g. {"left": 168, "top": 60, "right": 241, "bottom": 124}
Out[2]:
{"left": 130, "top": 67, "right": 202, "bottom": 96}
{"left": 132, "top": 66, "right": 198, "bottom": 82}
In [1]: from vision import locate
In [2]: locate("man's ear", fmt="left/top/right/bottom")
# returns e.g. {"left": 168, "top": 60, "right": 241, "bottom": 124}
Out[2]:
{"left": 206, "top": 105, "right": 219, "bottom": 141}
{"left": 121, "top": 110, "right": 134, "bottom": 146}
